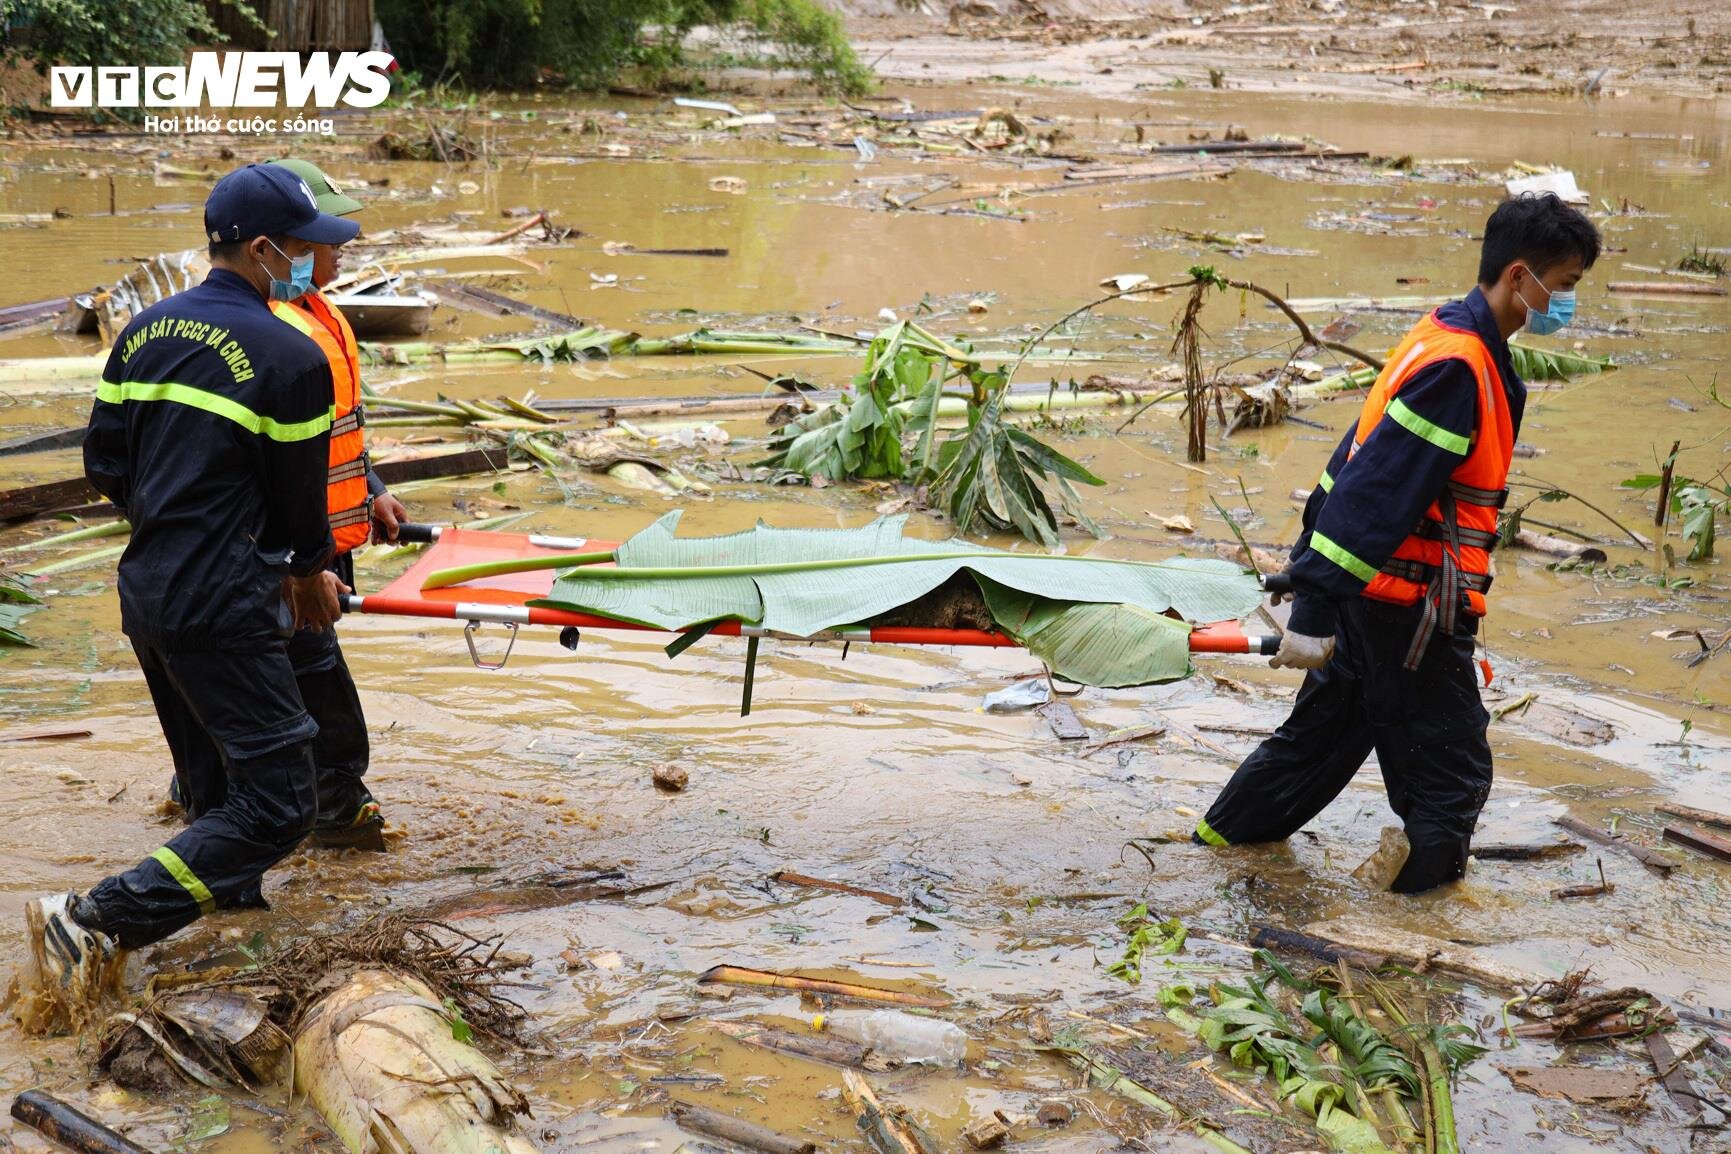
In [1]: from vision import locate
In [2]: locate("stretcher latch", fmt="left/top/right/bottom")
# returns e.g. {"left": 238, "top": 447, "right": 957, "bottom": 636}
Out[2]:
{"left": 465, "top": 620, "right": 519, "bottom": 670}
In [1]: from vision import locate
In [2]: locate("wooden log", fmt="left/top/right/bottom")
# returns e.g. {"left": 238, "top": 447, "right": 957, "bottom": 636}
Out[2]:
{"left": 9, "top": 1090, "right": 155, "bottom": 1154}
{"left": 1605, "top": 281, "right": 1728, "bottom": 296}
{"left": 1473, "top": 840, "right": 1583, "bottom": 861}
{"left": 1248, "top": 923, "right": 1388, "bottom": 971}
{"left": 1511, "top": 529, "right": 1607, "bottom": 562}
{"left": 703, "top": 1018, "right": 873, "bottom": 1068}
{"left": 1654, "top": 802, "right": 1731, "bottom": 832}
{"left": 667, "top": 1102, "right": 815, "bottom": 1154}
{"left": 1662, "top": 824, "right": 1731, "bottom": 863}
{"left": 771, "top": 870, "right": 903, "bottom": 907}
{"left": 1553, "top": 815, "right": 1679, "bottom": 874}
{"left": 840, "top": 1070, "right": 931, "bottom": 1154}
{"left": 695, "top": 965, "right": 948, "bottom": 1008}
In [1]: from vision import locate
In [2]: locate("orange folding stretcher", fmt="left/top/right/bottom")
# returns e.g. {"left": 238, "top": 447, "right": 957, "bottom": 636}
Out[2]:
{"left": 340, "top": 524, "right": 1280, "bottom": 709}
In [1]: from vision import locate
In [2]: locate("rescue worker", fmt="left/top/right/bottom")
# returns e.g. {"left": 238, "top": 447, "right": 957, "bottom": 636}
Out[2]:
{"left": 25, "top": 164, "right": 358, "bottom": 1019}
{"left": 1194, "top": 193, "right": 1601, "bottom": 894}
{"left": 164, "top": 158, "right": 408, "bottom": 850}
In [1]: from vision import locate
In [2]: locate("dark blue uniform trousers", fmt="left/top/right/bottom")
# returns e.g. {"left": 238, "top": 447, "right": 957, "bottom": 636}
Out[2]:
{"left": 82, "top": 639, "right": 319, "bottom": 948}
{"left": 1197, "top": 597, "right": 1494, "bottom": 894}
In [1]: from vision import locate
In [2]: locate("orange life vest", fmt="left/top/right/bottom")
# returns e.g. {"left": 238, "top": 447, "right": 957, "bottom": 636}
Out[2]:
{"left": 271, "top": 292, "right": 371, "bottom": 554}
{"left": 1337, "top": 312, "right": 1513, "bottom": 667}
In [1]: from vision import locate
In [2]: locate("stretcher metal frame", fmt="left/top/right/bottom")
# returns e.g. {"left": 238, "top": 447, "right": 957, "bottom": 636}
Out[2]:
{"left": 339, "top": 523, "right": 1281, "bottom": 707}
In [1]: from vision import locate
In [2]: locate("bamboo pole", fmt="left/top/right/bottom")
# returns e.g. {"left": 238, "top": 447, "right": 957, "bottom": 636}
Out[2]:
{"left": 695, "top": 965, "right": 948, "bottom": 1008}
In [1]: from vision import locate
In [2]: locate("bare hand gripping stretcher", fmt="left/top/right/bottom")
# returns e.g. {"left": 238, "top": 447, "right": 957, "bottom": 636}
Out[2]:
{"left": 340, "top": 523, "right": 1284, "bottom": 712}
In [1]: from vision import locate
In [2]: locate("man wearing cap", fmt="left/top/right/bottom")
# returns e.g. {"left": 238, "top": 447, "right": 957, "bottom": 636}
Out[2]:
{"left": 22, "top": 164, "right": 360, "bottom": 1024}
{"left": 160, "top": 158, "right": 405, "bottom": 850}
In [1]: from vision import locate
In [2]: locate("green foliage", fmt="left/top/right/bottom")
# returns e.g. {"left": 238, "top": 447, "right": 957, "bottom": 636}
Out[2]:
{"left": 0, "top": 0, "right": 252, "bottom": 74}
{"left": 0, "top": 567, "right": 41, "bottom": 647}
{"left": 1299, "top": 989, "right": 1419, "bottom": 1097}
{"left": 524, "top": 512, "right": 1261, "bottom": 686}
{"left": 1105, "top": 903, "right": 1187, "bottom": 983}
{"left": 1194, "top": 971, "right": 1344, "bottom": 1105}
{"left": 375, "top": 0, "right": 870, "bottom": 94}
{"left": 1621, "top": 471, "right": 1726, "bottom": 561}
{"left": 765, "top": 319, "right": 1106, "bottom": 547}
{"left": 1507, "top": 340, "right": 1615, "bottom": 381}
{"left": 1186, "top": 264, "right": 1229, "bottom": 291}
{"left": 1678, "top": 484, "right": 1720, "bottom": 561}
{"left": 1677, "top": 242, "right": 1727, "bottom": 277}
{"left": 441, "top": 996, "right": 474, "bottom": 1044}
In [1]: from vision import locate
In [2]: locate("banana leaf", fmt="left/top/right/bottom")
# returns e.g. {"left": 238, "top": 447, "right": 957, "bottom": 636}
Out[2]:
{"left": 1508, "top": 340, "right": 1615, "bottom": 381}
{"left": 978, "top": 581, "right": 1194, "bottom": 687}
{"left": 527, "top": 513, "right": 1260, "bottom": 686}
{"left": 0, "top": 571, "right": 41, "bottom": 646}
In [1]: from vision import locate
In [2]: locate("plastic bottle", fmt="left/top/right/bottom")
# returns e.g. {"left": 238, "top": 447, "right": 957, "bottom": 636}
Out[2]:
{"left": 813, "top": 1009, "right": 968, "bottom": 1065}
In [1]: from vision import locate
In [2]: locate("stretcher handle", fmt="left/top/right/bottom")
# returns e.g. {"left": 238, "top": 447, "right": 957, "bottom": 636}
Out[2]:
{"left": 339, "top": 593, "right": 362, "bottom": 615}
{"left": 1261, "top": 571, "right": 1293, "bottom": 597}
{"left": 393, "top": 521, "right": 441, "bottom": 545}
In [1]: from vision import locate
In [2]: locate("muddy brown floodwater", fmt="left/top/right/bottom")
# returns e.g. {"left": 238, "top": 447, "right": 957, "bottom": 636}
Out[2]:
{"left": 1, "top": 63, "right": 1729, "bottom": 1154}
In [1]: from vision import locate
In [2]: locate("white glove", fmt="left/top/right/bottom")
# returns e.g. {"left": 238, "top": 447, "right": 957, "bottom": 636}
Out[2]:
{"left": 1270, "top": 630, "right": 1335, "bottom": 671}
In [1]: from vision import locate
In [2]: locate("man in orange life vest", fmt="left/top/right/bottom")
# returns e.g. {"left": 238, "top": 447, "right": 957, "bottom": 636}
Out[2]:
{"left": 1194, "top": 193, "right": 1601, "bottom": 893}
{"left": 166, "top": 159, "right": 409, "bottom": 850}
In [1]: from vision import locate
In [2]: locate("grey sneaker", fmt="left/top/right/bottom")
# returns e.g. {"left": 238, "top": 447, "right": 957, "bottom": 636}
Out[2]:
{"left": 25, "top": 892, "right": 118, "bottom": 1019}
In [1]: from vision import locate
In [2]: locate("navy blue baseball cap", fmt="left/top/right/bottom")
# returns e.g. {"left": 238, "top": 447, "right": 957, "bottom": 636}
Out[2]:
{"left": 204, "top": 163, "right": 361, "bottom": 246}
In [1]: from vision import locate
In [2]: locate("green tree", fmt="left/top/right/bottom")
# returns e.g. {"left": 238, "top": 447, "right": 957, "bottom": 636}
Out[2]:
{"left": 0, "top": 0, "right": 253, "bottom": 71}
{"left": 375, "top": 0, "right": 870, "bottom": 94}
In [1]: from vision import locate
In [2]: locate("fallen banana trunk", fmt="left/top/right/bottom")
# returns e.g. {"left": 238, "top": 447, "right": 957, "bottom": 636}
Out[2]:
{"left": 294, "top": 969, "right": 540, "bottom": 1154}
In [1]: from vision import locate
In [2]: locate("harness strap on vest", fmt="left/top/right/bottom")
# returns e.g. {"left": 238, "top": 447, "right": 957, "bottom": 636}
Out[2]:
{"left": 330, "top": 408, "right": 365, "bottom": 438}
{"left": 1411, "top": 520, "right": 1501, "bottom": 551}
{"left": 327, "top": 457, "right": 371, "bottom": 484}
{"left": 1446, "top": 479, "right": 1507, "bottom": 507}
{"left": 1398, "top": 489, "right": 1464, "bottom": 670}
{"left": 1378, "top": 557, "right": 1492, "bottom": 591}
{"left": 329, "top": 501, "right": 373, "bottom": 531}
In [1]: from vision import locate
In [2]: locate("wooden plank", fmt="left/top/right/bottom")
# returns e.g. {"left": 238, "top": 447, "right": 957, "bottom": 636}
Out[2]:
{"left": 1662, "top": 824, "right": 1731, "bottom": 863}
{"left": 0, "top": 477, "right": 101, "bottom": 523}
{"left": 1654, "top": 802, "right": 1731, "bottom": 832}
{"left": 1040, "top": 700, "right": 1088, "bottom": 741}
{"left": 372, "top": 447, "right": 507, "bottom": 486}
{"left": 0, "top": 428, "right": 83, "bottom": 457}
{"left": 1553, "top": 815, "right": 1679, "bottom": 874}
{"left": 1646, "top": 1032, "right": 1701, "bottom": 1117}
{"left": 2, "top": 447, "right": 502, "bottom": 525}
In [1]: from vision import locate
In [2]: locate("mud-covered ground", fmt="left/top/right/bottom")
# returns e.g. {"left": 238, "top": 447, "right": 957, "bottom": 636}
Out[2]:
{"left": 1, "top": 21, "right": 1730, "bottom": 1154}
{"left": 847, "top": 0, "right": 1731, "bottom": 101}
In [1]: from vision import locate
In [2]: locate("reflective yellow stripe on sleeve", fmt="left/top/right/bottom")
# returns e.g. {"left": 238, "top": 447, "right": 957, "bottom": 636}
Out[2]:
{"left": 96, "top": 380, "right": 332, "bottom": 444}
{"left": 1194, "top": 818, "right": 1229, "bottom": 847}
{"left": 1385, "top": 397, "right": 1471, "bottom": 455}
{"left": 1310, "top": 531, "right": 1378, "bottom": 583}
{"left": 1317, "top": 469, "right": 1334, "bottom": 494}
{"left": 151, "top": 846, "right": 216, "bottom": 914}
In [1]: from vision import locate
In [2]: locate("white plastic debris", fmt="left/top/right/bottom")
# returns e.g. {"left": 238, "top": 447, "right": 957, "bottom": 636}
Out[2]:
{"left": 1505, "top": 170, "right": 1589, "bottom": 205}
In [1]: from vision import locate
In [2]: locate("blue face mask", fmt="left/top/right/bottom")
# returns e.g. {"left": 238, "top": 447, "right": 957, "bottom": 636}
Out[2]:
{"left": 1516, "top": 266, "right": 1576, "bottom": 336}
{"left": 259, "top": 238, "right": 315, "bottom": 302}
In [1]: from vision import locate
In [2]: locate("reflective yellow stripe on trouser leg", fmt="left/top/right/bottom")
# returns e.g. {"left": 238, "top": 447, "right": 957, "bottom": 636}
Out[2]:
{"left": 151, "top": 846, "right": 216, "bottom": 914}
{"left": 1194, "top": 818, "right": 1229, "bottom": 847}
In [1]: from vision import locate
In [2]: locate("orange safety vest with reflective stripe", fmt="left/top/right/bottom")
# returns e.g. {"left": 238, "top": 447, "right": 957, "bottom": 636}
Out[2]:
{"left": 1330, "top": 312, "right": 1513, "bottom": 667}
{"left": 270, "top": 292, "right": 371, "bottom": 553}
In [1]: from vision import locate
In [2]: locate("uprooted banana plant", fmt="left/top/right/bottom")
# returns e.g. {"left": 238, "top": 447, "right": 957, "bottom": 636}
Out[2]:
{"left": 0, "top": 565, "right": 42, "bottom": 647}
{"left": 762, "top": 320, "right": 1104, "bottom": 547}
